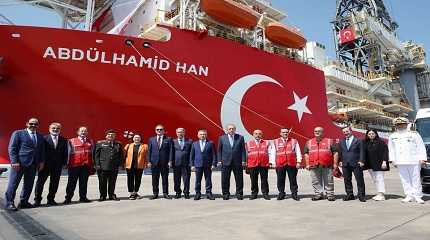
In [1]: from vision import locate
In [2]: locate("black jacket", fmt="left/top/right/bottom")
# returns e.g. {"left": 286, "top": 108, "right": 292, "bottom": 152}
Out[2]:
{"left": 94, "top": 140, "right": 123, "bottom": 171}
{"left": 43, "top": 134, "right": 68, "bottom": 168}
{"left": 173, "top": 138, "right": 193, "bottom": 167}
{"left": 363, "top": 139, "right": 390, "bottom": 171}
{"left": 338, "top": 136, "right": 365, "bottom": 167}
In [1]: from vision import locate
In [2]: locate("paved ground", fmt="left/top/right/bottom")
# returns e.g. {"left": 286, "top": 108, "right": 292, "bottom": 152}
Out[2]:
{"left": 0, "top": 168, "right": 429, "bottom": 240}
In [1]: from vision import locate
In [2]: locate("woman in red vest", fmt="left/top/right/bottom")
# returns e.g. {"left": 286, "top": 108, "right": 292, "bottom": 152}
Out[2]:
{"left": 246, "top": 130, "right": 271, "bottom": 200}
{"left": 64, "top": 126, "right": 94, "bottom": 204}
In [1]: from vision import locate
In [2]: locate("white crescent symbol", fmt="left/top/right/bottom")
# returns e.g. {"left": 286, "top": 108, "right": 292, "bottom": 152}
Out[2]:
{"left": 220, "top": 74, "right": 283, "bottom": 141}
{"left": 343, "top": 30, "right": 351, "bottom": 39}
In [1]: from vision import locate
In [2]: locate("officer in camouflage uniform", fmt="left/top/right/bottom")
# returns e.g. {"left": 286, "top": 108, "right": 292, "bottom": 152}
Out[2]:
{"left": 94, "top": 129, "right": 123, "bottom": 201}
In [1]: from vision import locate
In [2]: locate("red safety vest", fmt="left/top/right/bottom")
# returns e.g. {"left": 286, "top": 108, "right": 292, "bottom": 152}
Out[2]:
{"left": 246, "top": 140, "right": 270, "bottom": 168}
{"left": 69, "top": 137, "right": 93, "bottom": 168}
{"left": 273, "top": 138, "right": 298, "bottom": 167}
{"left": 307, "top": 138, "right": 333, "bottom": 167}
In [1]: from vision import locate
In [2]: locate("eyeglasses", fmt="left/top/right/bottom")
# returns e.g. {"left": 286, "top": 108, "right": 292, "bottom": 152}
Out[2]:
{"left": 28, "top": 123, "right": 39, "bottom": 126}
{"left": 156, "top": 129, "right": 164, "bottom": 131}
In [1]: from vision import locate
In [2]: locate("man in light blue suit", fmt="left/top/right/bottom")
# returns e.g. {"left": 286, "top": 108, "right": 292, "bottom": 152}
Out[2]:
{"left": 4, "top": 118, "right": 45, "bottom": 211}
{"left": 190, "top": 129, "right": 217, "bottom": 200}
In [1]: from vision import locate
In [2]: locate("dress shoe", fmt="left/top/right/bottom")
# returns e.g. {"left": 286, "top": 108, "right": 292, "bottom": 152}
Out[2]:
{"left": 129, "top": 194, "right": 136, "bottom": 200}
{"left": 327, "top": 195, "right": 336, "bottom": 201}
{"left": 5, "top": 204, "right": 18, "bottom": 211}
{"left": 249, "top": 194, "right": 257, "bottom": 200}
{"left": 163, "top": 194, "right": 172, "bottom": 199}
{"left": 372, "top": 193, "right": 385, "bottom": 201}
{"left": 194, "top": 193, "right": 201, "bottom": 200}
{"left": 401, "top": 196, "right": 413, "bottom": 203}
{"left": 343, "top": 194, "right": 355, "bottom": 201}
{"left": 291, "top": 193, "right": 300, "bottom": 201}
{"left": 415, "top": 197, "right": 425, "bottom": 204}
{"left": 79, "top": 198, "right": 92, "bottom": 203}
{"left": 109, "top": 195, "right": 120, "bottom": 201}
{"left": 33, "top": 200, "right": 41, "bottom": 207}
{"left": 184, "top": 193, "right": 190, "bottom": 199}
{"left": 222, "top": 194, "right": 230, "bottom": 200}
{"left": 236, "top": 195, "right": 244, "bottom": 200}
{"left": 150, "top": 195, "right": 158, "bottom": 200}
{"left": 63, "top": 199, "right": 72, "bottom": 204}
{"left": 277, "top": 193, "right": 285, "bottom": 200}
{"left": 174, "top": 193, "right": 181, "bottom": 199}
{"left": 98, "top": 197, "right": 106, "bottom": 202}
{"left": 207, "top": 193, "right": 215, "bottom": 200}
{"left": 311, "top": 195, "right": 323, "bottom": 201}
{"left": 263, "top": 194, "right": 271, "bottom": 200}
{"left": 47, "top": 200, "right": 58, "bottom": 206}
{"left": 18, "top": 202, "right": 34, "bottom": 209}
{"left": 134, "top": 194, "right": 142, "bottom": 199}
{"left": 358, "top": 196, "right": 366, "bottom": 202}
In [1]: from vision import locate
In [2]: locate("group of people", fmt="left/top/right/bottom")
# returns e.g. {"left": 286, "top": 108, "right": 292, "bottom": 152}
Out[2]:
{"left": 3, "top": 116, "right": 427, "bottom": 211}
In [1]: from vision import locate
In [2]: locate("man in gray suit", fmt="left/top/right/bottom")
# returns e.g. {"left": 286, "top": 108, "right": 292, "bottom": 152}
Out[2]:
{"left": 338, "top": 126, "right": 366, "bottom": 202}
{"left": 217, "top": 124, "right": 246, "bottom": 200}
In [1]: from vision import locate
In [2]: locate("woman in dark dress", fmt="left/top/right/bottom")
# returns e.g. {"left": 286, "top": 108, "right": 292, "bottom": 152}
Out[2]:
{"left": 363, "top": 129, "right": 390, "bottom": 201}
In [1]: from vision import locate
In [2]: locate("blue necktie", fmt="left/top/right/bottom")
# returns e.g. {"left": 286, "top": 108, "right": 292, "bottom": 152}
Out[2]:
{"left": 346, "top": 138, "right": 351, "bottom": 150}
{"left": 31, "top": 133, "right": 37, "bottom": 145}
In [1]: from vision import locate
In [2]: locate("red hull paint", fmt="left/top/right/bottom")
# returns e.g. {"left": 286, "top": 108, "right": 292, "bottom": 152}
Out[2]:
{"left": 0, "top": 25, "right": 341, "bottom": 164}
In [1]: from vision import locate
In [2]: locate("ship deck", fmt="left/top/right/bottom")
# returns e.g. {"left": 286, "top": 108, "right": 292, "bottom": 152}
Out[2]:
{"left": 1, "top": 169, "right": 429, "bottom": 240}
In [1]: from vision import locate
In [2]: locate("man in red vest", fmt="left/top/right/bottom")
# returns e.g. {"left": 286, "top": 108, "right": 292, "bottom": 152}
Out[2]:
{"left": 246, "top": 130, "right": 271, "bottom": 200}
{"left": 64, "top": 126, "right": 94, "bottom": 204}
{"left": 270, "top": 128, "right": 302, "bottom": 201}
{"left": 304, "top": 126, "right": 339, "bottom": 201}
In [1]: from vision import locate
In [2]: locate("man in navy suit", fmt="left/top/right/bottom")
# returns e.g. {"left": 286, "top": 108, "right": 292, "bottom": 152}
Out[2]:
{"left": 217, "top": 124, "right": 246, "bottom": 200}
{"left": 190, "top": 129, "right": 217, "bottom": 200}
{"left": 34, "top": 122, "right": 68, "bottom": 206}
{"left": 147, "top": 124, "right": 174, "bottom": 199}
{"left": 4, "top": 118, "right": 45, "bottom": 211}
{"left": 338, "top": 126, "right": 366, "bottom": 202}
{"left": 172, "top": 128, "right": 193, "bottom": 199}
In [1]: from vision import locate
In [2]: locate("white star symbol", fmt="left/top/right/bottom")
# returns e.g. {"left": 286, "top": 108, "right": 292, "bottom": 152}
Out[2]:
{"left": 288, "top": 91, "right": 312, "bottom": 122}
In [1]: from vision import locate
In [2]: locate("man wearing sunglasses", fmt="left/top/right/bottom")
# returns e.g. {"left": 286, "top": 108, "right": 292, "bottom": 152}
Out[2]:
{"left": 147, "top": 125, "right": 174, "bottom": 199}
{"left": 4, "top": 118, "right": 45, "bottom": 211}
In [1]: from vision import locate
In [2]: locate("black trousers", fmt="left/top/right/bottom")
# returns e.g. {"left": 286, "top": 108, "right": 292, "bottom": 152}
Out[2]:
{"left": 152, "top": 166, "right": 169, "bottom": 195}
{"left": 249, "top": 166, "right": 269, "bottom": 195}
{"left": 276, "top": 165, "right": 298, "bottom": 194}
{"left": 126, "top": 168, "right": 144, "bottom": 193}
{"left": 221, "top": 165, "right": 243, "bottom": 195}
{"left": 173, "top": 166, "right": 191, "bottom": 194}
{"left": 65, "top": 166, "right": 90, "bottom": 200}
{"left": 34, "top": 165, "right": 62, "bottom": 202}
{"left": 195, "top": 167, "right": 212, "bottom": 194}
{"left": 342, "top": 165, "right": 365, "bottom": 196}
{"left": 97, "top": 170, "right": 118, "bottom": 198}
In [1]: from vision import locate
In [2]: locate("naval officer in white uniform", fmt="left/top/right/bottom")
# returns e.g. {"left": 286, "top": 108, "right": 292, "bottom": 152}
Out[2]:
{"left": 388, "top": 117, "right": 427, "bottom": 204}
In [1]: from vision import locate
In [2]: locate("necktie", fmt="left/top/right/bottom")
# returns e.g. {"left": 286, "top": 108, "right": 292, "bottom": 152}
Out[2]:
{"left": 157, "top": 136, "right": 162, "bottom": 148}
{"left": 53, "top": 135, "right": 58, "bottom": 149}
{"left": 200, "top": 140, "right": 205, "bottom": 152}
{"left": 179, "top": 139, "right": 184, "bottom": 149}
{"left": 346, "top": 138, "right": 351, "bottom": 150}
{"left": 31, "top": 133, "right": 37, "bottom": 145}
{"left": 229, "top": 135, "right": 233, "bottom": 147}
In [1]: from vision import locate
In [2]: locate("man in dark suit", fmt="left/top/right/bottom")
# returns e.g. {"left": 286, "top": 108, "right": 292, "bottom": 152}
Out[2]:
{"left": 338, "top": 126, "right": 366, "bottom": 202}
{"left": 172, "top": 128, "right": 193, "bottom": 199}
{"left": 190, "top": 129, "right": 217, "bottom": 200}
{"left": 148, "top": 124, "right": 174, "bottom": 199}
{"left": 217, "top": 124, "right": 246, "bottom": 200}
{"left": 34, "top": 122, "right": 68, "bottom": 206}
{"left": 4, "top": 118, "right": 45, "bottom": 211}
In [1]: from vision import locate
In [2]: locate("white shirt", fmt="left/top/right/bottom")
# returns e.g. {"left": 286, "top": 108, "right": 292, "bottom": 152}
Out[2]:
{"left": 388, "top": 130, "right": 427, "bottom": 165}
{"left": 345, "top": 135, "right": 354, "bottom": 149}
{"left": 51, "top": 134, "right": 58, "bottom": 148}
{"left": 199, "top": 140, "right": 206, "bottom": 152}
{"left": 269, "top": 138, "right": 302, "bottom": 165}
{"left": 228, "top": 134, "right": 234, "bottom": 147}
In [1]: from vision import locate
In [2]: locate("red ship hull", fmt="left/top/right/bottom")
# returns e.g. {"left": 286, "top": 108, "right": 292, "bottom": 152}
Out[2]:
{"left": 0, "top": 25, "right": 341, "bottom": 164}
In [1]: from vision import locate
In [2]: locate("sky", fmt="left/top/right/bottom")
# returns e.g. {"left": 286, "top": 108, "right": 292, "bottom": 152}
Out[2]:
{"left": 0, "top": 0, "right": 429, "bottom": 63}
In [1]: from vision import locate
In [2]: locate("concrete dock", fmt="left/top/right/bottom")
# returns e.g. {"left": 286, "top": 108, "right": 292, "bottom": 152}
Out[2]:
{"left": 1, "top": 168, "right": 429, "bottom": 240}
